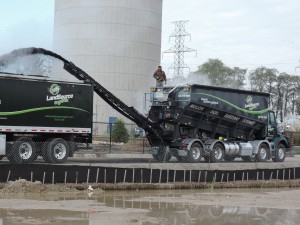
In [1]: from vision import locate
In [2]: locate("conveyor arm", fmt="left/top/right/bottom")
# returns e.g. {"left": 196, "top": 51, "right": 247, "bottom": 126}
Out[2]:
{"left": 63, "top": 61, "right": 162, "bottom": 138}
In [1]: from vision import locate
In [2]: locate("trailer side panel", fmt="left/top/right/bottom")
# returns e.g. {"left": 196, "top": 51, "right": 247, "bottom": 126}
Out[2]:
{"left": 0, "top": 76, "right": 93, "bottom": 129}
{"left": 190, "top": 85, "right": 269, "bottom": 123}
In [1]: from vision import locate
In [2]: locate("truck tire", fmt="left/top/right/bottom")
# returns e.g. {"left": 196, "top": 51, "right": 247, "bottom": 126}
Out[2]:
{"left": 68, "top": 141, "right": 76, "bottom": 157}
{"left": 210, "top": 143, "right": 224, "bottom": 163}
{"left": 41, "top": 139, "right": 53, "bottom": 163}
{"left": 256, "top": 143, "right": 269, "bottom": 162}
{"left": 187, "top": 142, "right": 202, "bottom": 163}
{"left": 46, "top": 138, "right": 70, "bottom": 163}
{"left": 7, "top": 137, "right": 37, "bottom": 164}
{"left": 152, "top": 147, "right": 171, "bottom": 162}
{"left": 272, "top": 143, "right": 286, "bottom": 162}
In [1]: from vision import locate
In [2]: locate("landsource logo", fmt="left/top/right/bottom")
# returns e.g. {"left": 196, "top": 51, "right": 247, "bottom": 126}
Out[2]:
{"left": 245, "top": 95, "right": 259, "bottom": 111}
{"left": 49, "top": 84, "right": 61, "bottom": 95}
{"left": 46, "top": 84, "right": 74, "bottom": 105}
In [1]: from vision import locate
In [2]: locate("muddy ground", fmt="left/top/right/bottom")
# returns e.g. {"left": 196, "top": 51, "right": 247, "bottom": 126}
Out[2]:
{"left": 0, "top": 180, "right": 300, "bottom": 225}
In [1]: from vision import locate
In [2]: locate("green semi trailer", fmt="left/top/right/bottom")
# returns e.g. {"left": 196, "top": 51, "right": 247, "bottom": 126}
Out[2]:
{"left": 148, "top": 85, "right": 291, "bottom": 163}
{"left": 0, "top": 73, "right": 93, "bottom": 164}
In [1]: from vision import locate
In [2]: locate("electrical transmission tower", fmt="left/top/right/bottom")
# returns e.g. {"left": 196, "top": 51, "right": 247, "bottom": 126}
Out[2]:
{"left": 163, "top": 20, "right": 196, "bottom": 77}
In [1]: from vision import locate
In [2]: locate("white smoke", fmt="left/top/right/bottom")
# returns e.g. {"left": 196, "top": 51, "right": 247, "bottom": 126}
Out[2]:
{"left": 0, "top": 54, "right": 53, "bottom": 77}
{"left": 0, "top": 49, "right": 78, "bottom": 83}
{"left": 167, "top": 71, "right": 212, "bottom": 87}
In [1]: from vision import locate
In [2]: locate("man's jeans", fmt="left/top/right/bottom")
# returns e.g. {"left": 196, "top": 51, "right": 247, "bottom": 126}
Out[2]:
{"left": 156, "top": 81, "right": 164, "bottom": 87}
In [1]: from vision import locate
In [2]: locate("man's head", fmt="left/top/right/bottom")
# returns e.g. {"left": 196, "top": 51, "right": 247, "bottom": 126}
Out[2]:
{"left": 158, "top": 66, "right": 162, "bottom": 70}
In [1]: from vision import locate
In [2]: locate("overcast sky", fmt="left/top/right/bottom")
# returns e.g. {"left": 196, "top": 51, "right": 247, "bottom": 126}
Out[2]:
{"left": 0, "top": 0, "right": 300, "bottom": 76}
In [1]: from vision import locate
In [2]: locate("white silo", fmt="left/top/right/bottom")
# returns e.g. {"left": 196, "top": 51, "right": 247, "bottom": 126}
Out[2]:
{"left": 53, "top": 0, "right": 163, "bottom": 135}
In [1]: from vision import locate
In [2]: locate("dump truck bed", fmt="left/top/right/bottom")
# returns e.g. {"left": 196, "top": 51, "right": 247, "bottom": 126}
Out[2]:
{"left": 149, "top": 84, "right": 270, "bottom": 141}
{"left": 189, "top": 84, "right": 270, "bottom": 122}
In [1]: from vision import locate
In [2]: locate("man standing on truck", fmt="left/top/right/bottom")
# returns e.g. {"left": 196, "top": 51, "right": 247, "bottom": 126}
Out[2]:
{"left": 153, "top": 66, "right": 167, "bottom": 87}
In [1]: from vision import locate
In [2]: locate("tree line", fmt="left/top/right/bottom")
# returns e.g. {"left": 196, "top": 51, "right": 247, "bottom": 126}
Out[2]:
{"left": 175, "top": 58, "right": 300, "bottom": 117}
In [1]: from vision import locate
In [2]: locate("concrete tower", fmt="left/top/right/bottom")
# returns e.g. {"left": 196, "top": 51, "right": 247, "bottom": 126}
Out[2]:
{"left": 53, "top": 0, "right": 163, "bottom": 135}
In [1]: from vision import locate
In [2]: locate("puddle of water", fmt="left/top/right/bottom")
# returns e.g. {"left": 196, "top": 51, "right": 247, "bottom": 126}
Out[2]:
{"left": 0, "top": 189, "right": 299, "bottom": 225}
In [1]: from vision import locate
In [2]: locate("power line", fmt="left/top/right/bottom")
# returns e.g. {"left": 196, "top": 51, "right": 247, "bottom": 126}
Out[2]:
{"left": 163, "top": 20, "right": 196, "bottom": 77}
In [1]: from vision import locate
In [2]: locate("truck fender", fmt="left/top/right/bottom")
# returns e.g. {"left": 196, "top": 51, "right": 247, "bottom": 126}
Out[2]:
{"left": 249, "top": 140, "right": 271, "bottom": 156}
{"left": 181, "top": 138, "right": 204, "bottom": 151}
{"left": 276, "top": 137, "right": 291, "bottom": 150}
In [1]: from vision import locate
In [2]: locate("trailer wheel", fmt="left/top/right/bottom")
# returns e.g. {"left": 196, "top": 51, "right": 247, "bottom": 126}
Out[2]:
{"left": 46, "top": 138, "right": 70, "bottom": 163}
{"left": 152, "top": 147, "right": 171, "bottom": 162}
{"left": 187, "top": 142, "right": 202, "bottom": 163}
{"left": 256, "top": 143, "right": 269, "bottom": 162}
{"left": 210, "top": 143, "right": 224, "bottom": 163}
{"left": 272, "top": 143, "right": 286, "bottom": 162}
{"left": 7, "top": 137, "right": 37, "bottom": 164}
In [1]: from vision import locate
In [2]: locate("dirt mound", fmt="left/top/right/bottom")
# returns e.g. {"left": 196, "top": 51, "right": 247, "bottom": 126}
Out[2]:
{"left": 2, "top": 179, "right": 46, "bottom": 193}
{"left": 0, "top": 180, "right": 105, "bottom": 194}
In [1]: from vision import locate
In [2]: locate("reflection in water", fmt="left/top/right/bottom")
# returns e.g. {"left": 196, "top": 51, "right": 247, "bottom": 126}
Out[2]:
{"left": 0, "top": 190, "right": 299, "bottom": 225}
{"left": 89, "top": 192, "right": 300, "bottom": 225}
{"left": 0, "top": 209, "right": 88, "bottom": 225}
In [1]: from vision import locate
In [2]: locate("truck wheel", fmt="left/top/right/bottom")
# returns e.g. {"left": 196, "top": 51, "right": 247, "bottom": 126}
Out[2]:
{"left": 7, "top": 137, "right": 37, "bottom": 164}
{"left": 46, "top": 138, "right": 70, "bottom": 163}
{"left": 210, "top": 143, "right": 224, "bottom": 163}
{"left": 152, "top": 147, "right": 171, "bottom": 162}
{"left": 187, "top": 142, "right": 202, "bottom": 163}
{"left": 256, "top": 143, "right": 269, "bottom": 162}
{"left": 272, "top": 143, "right": 286, "bottom": 162}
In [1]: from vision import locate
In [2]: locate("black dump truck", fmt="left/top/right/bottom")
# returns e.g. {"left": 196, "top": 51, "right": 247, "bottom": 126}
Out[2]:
{"left": 148, "top": 85, "right": 291, "bottom": 163}
{"left": 0, "top": 73, "right": 93, "bottom": 164}
{"left": 0, "top": 48, "right": 291, "bottom": 164}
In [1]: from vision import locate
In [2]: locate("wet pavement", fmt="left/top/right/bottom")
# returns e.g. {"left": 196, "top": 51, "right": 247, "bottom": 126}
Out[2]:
{"left": 0, "top": 188, "right": 300, "bottom": 225}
